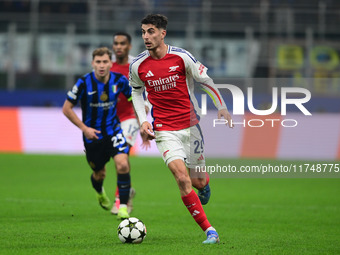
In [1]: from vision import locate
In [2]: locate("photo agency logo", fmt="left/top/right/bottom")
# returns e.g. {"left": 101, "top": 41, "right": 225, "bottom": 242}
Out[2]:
{"left": 201, "top": 84, "right": 312, "bottom": 128}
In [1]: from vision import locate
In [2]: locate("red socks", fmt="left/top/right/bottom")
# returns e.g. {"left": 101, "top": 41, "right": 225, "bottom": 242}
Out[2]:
{"left": 205, "top": 172, "right": 210, "bottom": 186}
{"left": 181, "top": 190, "right": 211, "bottom": 231}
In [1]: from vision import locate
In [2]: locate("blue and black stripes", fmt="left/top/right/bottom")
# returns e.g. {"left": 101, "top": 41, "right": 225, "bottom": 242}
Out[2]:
{"left": 65, "top": 71, "right": 131, "bottom": 144}
{"left": 117, "top": 173, "right": 131, "bottom": 205}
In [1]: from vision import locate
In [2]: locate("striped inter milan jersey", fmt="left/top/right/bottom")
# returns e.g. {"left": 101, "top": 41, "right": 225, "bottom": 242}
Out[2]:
{"left": 66, "top": 71, "right": 131, "bottom": 143}
{"left": 130, "top": 45, "right": 227, "bottom": 131}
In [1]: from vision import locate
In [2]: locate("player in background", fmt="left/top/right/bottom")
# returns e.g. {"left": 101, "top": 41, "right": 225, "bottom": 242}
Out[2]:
{"left": 62, "top": 47, "right": 132, "bottom": 220}
{"left": 130, "top": 14, "right": 233, "bottom": 244}
{"left": 110, "top": 32, "right": 151, "bottom": 215}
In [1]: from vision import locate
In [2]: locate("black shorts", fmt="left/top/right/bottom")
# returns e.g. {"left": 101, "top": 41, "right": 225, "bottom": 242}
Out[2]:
{"left": 84, "top": 130, "right": 129, "bottom": 171}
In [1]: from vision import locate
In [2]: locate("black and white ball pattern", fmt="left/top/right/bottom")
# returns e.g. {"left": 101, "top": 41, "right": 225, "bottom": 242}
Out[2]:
{"left": 117, "top": 217, "right": 147, "bottom": 244}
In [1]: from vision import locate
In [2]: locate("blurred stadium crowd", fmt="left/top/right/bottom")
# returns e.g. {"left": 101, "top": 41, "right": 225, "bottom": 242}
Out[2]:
{"left": 0, "top": 0, "right": 339, "bottom": 159}
{"left": 0, "top": 0, "right": 340, "bottom": 112}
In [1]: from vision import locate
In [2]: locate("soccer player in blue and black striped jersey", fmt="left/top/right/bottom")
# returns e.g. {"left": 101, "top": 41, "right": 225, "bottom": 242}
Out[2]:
{"left": 63, "top": 47, "right": 132, "bottom": 219}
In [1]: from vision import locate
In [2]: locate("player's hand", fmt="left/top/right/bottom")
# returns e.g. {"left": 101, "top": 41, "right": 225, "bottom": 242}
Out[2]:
{"left": 141, "top": 121, "right": 155, "bottom": 140}
{"left": 83, "top": 127, "right": 101, "bottom": 140}
{"left": 140, "top": 131, "right": 151, "bottom": 150}
{"left": 218, "top": 108, "right": 234, "bottom": 128}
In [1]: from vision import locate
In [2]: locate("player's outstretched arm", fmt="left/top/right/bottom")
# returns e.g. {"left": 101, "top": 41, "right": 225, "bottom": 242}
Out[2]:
{"left": 130, "top": 58, "right": 154, "bottom": 140}
{"left": 131, "top": 104, "right": 152, "bottom": 149}
{"left": 183, "top": 52, "right": 233, "bottom": 126}
{"left": 218, "top": 108, "right": 234, "bottom": 128}
{"left": 62, "top": 100, "right": 101, "bottom": 140}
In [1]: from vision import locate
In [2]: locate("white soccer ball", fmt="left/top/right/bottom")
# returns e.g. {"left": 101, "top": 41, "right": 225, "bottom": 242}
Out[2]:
{"left": 117, "top": 217, "right": 147, "bottom": 244}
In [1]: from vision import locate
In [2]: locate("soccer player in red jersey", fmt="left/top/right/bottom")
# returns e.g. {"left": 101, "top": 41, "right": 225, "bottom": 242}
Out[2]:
{"left": 130, "top": 14, "right": 233, "bottom": 244}
{"left": 110, "top": 32, "right": 150, "bottom": 215}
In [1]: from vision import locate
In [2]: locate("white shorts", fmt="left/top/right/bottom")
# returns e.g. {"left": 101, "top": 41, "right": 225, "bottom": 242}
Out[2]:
{"left": 155, "top": 125, "right": 205, "bottom": 169}
{"left": 120, "top": 118, "right": 139, "bottom": 147}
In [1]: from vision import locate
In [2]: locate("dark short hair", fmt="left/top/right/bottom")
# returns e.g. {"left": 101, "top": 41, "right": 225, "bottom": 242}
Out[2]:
{"left": 113, "top": 32, "right": 132, "bottom": 44}
{"left": 141, "top": 14, "right": 168, "bottom": 30}
{"left": 92, "top": 47, "right": 112, "bottom": 60}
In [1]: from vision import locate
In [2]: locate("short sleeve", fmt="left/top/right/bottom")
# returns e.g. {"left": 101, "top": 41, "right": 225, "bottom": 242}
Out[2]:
{"left": 66, "top": 78, "right": 85, "bottom": 105}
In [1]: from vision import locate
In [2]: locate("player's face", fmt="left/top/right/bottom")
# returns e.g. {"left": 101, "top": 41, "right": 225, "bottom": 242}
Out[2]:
{"left": 141, "top": 24, "right": 166, "bottom": 50}
{"left": 91, "top": 54, "right": 112, "bottom": 80}
{"left": 113, "top": 35, "right": 131, "bottom": 59}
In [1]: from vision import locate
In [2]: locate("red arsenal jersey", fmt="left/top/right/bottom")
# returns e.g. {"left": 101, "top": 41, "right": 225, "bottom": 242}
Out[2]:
{"left": 110, "top": 62, "right": 135, "bottom": 122}
{"left": 130, "top": 46, "right": 226, "bottom": 131}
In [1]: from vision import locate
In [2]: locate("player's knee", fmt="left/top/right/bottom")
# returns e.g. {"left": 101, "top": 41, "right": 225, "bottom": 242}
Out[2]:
{"left": 116, "top": 160, "right": 130, "bottom": 174}
{"left": 93, "top": 169, "right": 106, "bottom": 181}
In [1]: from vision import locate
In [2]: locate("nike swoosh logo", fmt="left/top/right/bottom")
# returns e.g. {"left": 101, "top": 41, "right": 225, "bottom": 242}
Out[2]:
{"left": 118, "top": 146, "right": 127, "bottom": 151}
{"left": 88, "top": 91, "right": 97, "bottom": 95}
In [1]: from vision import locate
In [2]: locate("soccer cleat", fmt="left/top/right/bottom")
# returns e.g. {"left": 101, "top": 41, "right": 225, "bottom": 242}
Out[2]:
{"left": 117, "top": 206, "right": 130, "bottom": 220}
{"left": 198, "top": 183, "right": 211, "bottom": 205}
{"left": 111, "top": 197, "right": 120, "bottom": 215}
{"left": 203, "top": 230, "right": 220, "bottom": 244}
{"left": 96, "top": 188, "right": 111, "bottom": 210}
{"left": 111, "top": 187, "right": 136, "bottom": 214}
{"left": 127, "top": 187, "right": 136, "bottom": 214}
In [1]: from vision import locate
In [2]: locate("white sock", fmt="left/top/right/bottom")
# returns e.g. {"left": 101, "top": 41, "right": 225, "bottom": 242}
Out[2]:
{"left": 204, "top": 226, "right": 216, "bottom": 235}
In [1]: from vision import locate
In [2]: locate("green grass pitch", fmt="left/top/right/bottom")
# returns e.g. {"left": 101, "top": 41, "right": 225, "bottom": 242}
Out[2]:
{"left": 0, "top": 154, "right": 339, "bottom": 254}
